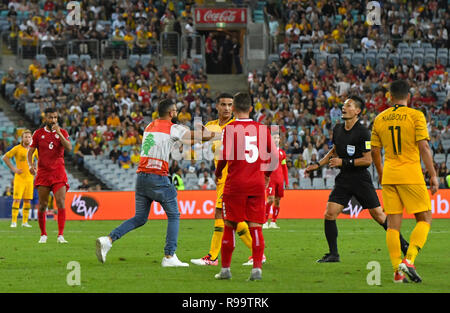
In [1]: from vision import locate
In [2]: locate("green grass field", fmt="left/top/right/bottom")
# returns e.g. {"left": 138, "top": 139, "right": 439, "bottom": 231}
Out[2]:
{"left": 0, "top": 219, "right": 449, "bottom": 293}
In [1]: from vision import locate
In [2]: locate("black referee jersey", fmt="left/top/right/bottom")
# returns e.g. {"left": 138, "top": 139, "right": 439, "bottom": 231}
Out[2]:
{"left": 328, "top": 120, "right": 380, "bottom": 209}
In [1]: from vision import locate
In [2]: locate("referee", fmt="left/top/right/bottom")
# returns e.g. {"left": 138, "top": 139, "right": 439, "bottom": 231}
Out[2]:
{"left": 305, "top": 95, "right": 409, "bottom": 263}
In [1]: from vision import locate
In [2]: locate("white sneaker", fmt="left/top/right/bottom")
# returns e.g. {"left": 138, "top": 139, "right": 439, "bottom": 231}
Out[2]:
{"left": 262, "top": 222, "right": 269, "bottom": 229}
{"left": 269, "top": 222, "right": 280, "bottom": 229}
{"left": 38, "top": 235, "right": 47, "bottom": 243}
{"left": 242, "top": 254, "right": 267, "bottom": 266}
{"left": 21, "top": 223, "right": 32, "bottom": 228}
{"left": 161, "top": 254, "right": 189, "bottom": 267}
{"left": 10, "top": 222, "right": 17, "bottom": 228}
{"left": 96, "top": 236, "right": 112, "bottom": 263}
{"left": 57, "top": 235, "right": 68, "bottom": 243}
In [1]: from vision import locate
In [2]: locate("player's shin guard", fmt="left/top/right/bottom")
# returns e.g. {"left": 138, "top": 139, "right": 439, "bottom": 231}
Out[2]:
{"left": 406, "top": 221, "right": 430, "bottom": 264}
{"left": 249, "top": 227, "right": 265, "bottom": 269}
{"left": 38, "top": 211, "right": 47, "bottom": 236}
{"left": 236, "top": 222, "right": 252, "bottom": 250}
{"left": 11, "top": 206, "right": 19, "bottom": 224}
{"left": 272, "top": 206, "right": 280, "bottom": 223}
{"left": 57, "top": 208, "right": 66, "bottom": 236}
{"left": 220, "top": 225, "right": 235, "bottom": 268}
{"left": 209, "top": 218, "right": 224, "bottom": 260}
{"left": 386, "top": 228, "right": 402, "bottom": 272}
{"left": 22, "top": 202, "right": 30, "bottom": 224}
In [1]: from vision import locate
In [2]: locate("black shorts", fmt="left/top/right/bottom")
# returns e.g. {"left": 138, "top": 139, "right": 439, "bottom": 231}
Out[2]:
{"left": 328, "top": 171, "right": 380, "bottom": 209}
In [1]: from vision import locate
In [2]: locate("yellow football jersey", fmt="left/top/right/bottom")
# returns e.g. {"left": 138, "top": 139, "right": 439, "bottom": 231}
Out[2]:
{"left": 5, "top": 144, "right": 38, "bottom": 179}
{"left": 205, "top": 118, "right": 235, "bottom": 184}
{"left": 371, "top": 105, "right": 429, "bottom": 185}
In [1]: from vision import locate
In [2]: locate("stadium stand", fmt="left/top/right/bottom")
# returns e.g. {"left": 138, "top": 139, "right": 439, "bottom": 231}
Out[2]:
{"left": 0, "top": 0, "right": 449, "bottom": 193}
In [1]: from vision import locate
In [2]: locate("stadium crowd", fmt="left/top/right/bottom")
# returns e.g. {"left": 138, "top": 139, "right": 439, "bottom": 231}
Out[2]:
{"left": 0, "top": 0, "right": 449, "bottom": 191}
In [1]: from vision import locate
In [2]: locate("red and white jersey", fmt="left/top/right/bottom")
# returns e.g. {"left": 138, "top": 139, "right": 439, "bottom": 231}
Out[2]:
{"left": 137, "top": 119, "right": 189, "bottom": 176}
{"left": 30, "top": 126, "right": 69, "bottom": 177}
{"left": 269, "top": 148, "right": 288, "bottom": 185}
{"left": 216, "top": 118, "right": 277, "bottom": 196}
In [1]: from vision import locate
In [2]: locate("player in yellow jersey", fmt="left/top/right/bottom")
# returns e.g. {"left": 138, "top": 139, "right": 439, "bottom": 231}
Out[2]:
{"left": 371, "top": 80, "right": 439, "bottom": 283}
{"left": 2, "top": 130, "right": 38, "bottom": 228}
{"left": 191, "top": 93, "right": 264, "bottom": 266}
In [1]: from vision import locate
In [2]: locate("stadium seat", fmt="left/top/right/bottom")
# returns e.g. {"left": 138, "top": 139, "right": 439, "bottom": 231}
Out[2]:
{"left": 268, "top": 54, "right": 280, "bottom": 64}
{"left": 315, "top": 54, "right": 327, "bottom": 65}
{"left": 413, "top": 54, "right": 424, "bottom": 66}
{"left": 80, "top": 54, "right": 91, "bottom": 66}
{"left": 299, "top": 178, "right": 312, "bottom": 189}
{"left": 421, "top": 42, "right": 432, "bottom": 49}
{"left": 437, "top": 53, "right": 448, "bottom": 66}
{"left": 36, "top": 54, "right": 48, "bottom": 66}
{"left": 351, "top": 53, "right": 364, "bottom": 66}
{"left": 67, "top": 54, "right": 79, "bottom": 66}
{"left": 388, "top": 54, "right": 399, "bottom": 66}
{"left": 397, "top": 42, "right": 409, "bottom": 50}
{"left": 400, "top": 47, "right": 413, "bottom": 55}
{"left": 413, "top": 47, "right": 424, "bottom": 55}
{"left": 410, "top": 42, "right": 421, "bottom": 49}
{"left": 376, "top": 53, "right": 387, "bottom": 65}
{"left": 128, "top": 54, "right": 140, "bottom": 68}
{"left": 327, "top": 54, "right": 339, "bottom": 66}
{"left": 424, "top": 54, "right": 435, "bottom": 64}
{"left": 442, "top": 139, "right": 450, "bottom": 151}
{"left": 325, "top": 177, "right": 335, "bottom": 189}
{"left": 312, "top": 178, "right": 325, "bottom": 189}
{"left": 290, "top": 43, "right": 301, "bottom": 53}
{"left": 140, "top": 54, "right": 151, "bottom": 66}
{"left": 425, "top": 48, "right": 436, "bottom": 56}
{"left": 437, "top": 48, "right": 448, "bottom": 56}
{"left": 434, "top": 153, "right": 446, "bottom": 164}
{"left": 401, "top": 53, "right": 412, "bottom": 65}
{"left": 364, "top": 53, "right": 376, "bottom": 65}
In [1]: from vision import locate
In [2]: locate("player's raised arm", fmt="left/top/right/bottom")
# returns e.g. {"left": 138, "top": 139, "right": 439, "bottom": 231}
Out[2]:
{"left": 52, "top": 124, "right": 72, "bottom": 151}
{"left": 418, "top": 140, "right": 439, "bottom": 195}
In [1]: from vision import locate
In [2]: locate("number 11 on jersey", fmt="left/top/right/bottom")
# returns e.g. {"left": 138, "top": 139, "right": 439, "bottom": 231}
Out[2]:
{"left": 388, "top": 126, "right": 401, "bottom": 155}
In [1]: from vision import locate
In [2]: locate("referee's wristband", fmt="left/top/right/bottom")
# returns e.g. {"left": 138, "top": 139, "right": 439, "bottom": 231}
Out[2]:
{"left": 342, "top": 158, "right": 355, "bottom": 169}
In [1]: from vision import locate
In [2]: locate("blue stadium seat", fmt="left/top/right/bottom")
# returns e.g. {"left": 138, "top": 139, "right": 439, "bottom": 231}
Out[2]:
{"left": 128, "top": 54, "right": 140, "bottom": 68}
{"left": 67, "top": 54, "right": 79, "bottom": 66}
{"left": 351, "top": 53, "right": 364, "bottom": 66}
{"left": 140, "top": 54, "right": 151, "bottom": 66}
{"left": 80, "top": 54, "right": 91, "bottom": 66}
{"left": 388, "top": 54, "right": 399, "bottom": 66}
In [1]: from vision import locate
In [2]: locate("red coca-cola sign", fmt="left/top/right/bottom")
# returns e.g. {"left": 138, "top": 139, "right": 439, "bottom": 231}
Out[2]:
{"left": 195, "top": 8, "right": 247, "bottom": 24}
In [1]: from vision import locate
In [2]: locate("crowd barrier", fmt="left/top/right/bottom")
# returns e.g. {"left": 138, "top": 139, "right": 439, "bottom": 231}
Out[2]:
{"left": 1, "top": 190, "right": 449, "bottom": 220}
{"left": 62, "top": 189, "right": 450, "bottom": 221}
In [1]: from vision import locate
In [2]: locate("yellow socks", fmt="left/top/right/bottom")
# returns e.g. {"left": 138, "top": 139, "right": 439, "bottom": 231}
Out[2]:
{"left": 208, "top": 218, "right": 224, "bottom": 260}
{"left": 406, "top": 221, "right": 430, "bottom": 264}
{"left": 236, "top": 222, "right": 252, "bottom": 250}
{"left": 22, "top": 202, "right": 31, "bottom": 224}
{"left": 11, "top": 206, "right": 19, "bottom": 224}
{"left": 386, "top": 228, "right": 402, "bottom": 272}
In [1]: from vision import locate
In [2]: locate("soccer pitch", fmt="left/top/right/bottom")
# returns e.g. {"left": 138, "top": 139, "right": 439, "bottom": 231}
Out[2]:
{"left": 1, "top": 219, "right": 449, "bottom": 293}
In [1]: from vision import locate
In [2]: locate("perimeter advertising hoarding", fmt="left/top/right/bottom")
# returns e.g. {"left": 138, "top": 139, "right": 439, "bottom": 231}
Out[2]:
{"left": 65, "top": 190, "right": 450, "bottom": 220}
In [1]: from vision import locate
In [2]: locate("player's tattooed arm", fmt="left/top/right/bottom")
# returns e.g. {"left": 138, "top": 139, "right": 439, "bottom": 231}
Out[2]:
{"left": 52, "top": 124, "right": 72, "bottom": 151}
{"left": 418, "top": 139, "right": 439, "bottom": 195}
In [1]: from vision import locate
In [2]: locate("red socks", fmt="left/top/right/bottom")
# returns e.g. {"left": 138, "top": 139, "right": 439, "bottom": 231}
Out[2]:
{"left": 38, "top": 211, "right": 47, "bottom": 236}
{"left": 57, "top": 208, "right": 66, "bottom": 236}
{"left": 249, "top": 226, "right": 265, "bottom": 269}
{"left": 272, "top": 206, "right": 280, "bottom": 222}
{"left": 220, "top": 225, "right": 235, "bottom": 268}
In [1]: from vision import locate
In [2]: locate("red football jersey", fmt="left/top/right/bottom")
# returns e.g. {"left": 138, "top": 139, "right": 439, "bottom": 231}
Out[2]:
{"left": 269, "top": 148, "right": 288, "bottom": 185}
{"left": 31, "top": 127, "right": 69, "bottom": 182}
{"left": 215, "top": 119, "right": 277, "bottom": 196}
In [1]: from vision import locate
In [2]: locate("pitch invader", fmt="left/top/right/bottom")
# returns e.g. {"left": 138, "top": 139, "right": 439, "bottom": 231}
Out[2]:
{"left": 191, "top": 93, "right": 263, "bottom": 266}
{"left": 2, "top": 130, "right": 38, "bottom": 228}
{"left": 263, "top": 133, "right": 288, "bottom": 230}
{"left": 305, "top": 96, "right": 409, "bottom": 263}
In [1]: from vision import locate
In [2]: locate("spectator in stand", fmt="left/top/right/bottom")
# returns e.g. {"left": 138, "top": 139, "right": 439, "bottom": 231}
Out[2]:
{"left": 118, "top": 150, "right": 131, "bottom": 170}
{"left": 198, "top": 171, "right": 215, "bottom": 190}
{"left": 109, "top": 145, "right": 121, "bottom": 164}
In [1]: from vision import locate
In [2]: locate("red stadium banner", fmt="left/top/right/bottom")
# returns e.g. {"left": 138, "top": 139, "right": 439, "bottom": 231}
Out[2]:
{"left": 64, "top": 189, "right": 450, "bottom": 221}
{"left": 194, "top": 8, "right": 247, "bottom": 24}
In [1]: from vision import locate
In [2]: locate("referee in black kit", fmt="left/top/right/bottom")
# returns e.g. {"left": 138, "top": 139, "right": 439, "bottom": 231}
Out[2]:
{"left": 305, "top": 95, "right": 409, "bottom": 263}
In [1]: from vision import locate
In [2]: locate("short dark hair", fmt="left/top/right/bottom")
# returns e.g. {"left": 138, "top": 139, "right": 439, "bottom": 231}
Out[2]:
{"left": 348, "top": 95, "right": 365, "bottom": 113}
{"left": 157, "top": 99, "right": 175, "bottom": 117}
{"left": 233, "top": 92, "right": 252, "bottom": 113}
{"left": 216, "top": 93, "right": 233, "bottom": 102}
{"left": 390, "top": 80, "right": 409, "bottom": 101}
{"left": 44, "top": 107, "right": 57, "bottom": 114}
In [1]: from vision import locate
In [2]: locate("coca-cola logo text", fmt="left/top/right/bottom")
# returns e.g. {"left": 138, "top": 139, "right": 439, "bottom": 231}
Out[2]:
{"left": 195, "top": 8, "right": 246, "bottom": 24}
